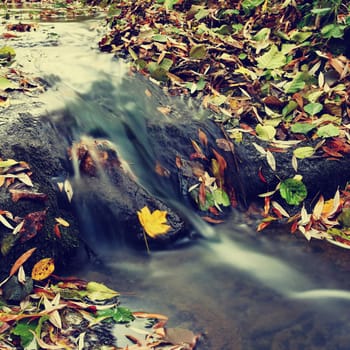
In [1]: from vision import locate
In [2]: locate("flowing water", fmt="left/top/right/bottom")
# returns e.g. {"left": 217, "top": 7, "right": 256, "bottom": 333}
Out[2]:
{"left": 4, "top": 15, "right": 350, "bottom": 349}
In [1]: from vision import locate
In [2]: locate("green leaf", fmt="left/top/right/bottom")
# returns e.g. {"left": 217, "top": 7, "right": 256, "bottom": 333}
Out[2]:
{"left": 317, "top": 124, "right": 340, "bottom": 138}
{"left": 198, "top": 191, "right": 215, "bottom": 211}
{"left": 159, "top": 57, "right": 173, "bottom": 71}
{"left": 338, "top": 208, "right": 350, "bottom": 228}
{"left": 242, "top": 0, "right": 265, "bottom": 14}
{"left": 0, "top": 77, "right": 17, "bottom": 90}
{"left": 97, "top": 306, "right": 135, "bottom": 324}
{"left": 257, "top": 45, "right": 286, "bottom": 69}
{"left": 86, "top": 281, "right": 119, "bottom": 301}
{"left": 255, "top": 124, "right": 276, "bottom": 141}
{"left": 293, "top": 146, "right": 314, "bottom": 159}
{"left": 321, "top": 23, "right": 346, "bottom": 39}
{"left": 212, "top": 189, "right": 230, "bottom": 207}
{"left": 252, "top": 28, "right": 271, "bottom": 42}
{"left": 189, "top": 44, "right": 207, "bottom": 59}
{"left": 290, "top": 122, "right": 316, "bottom": 134}
{"left": 279, "top": 178, "right": 307, "bottom": 205}
{"left": 289, "top": 31, "right": 312, "bottom": 43}
{"left": 284, "top": 73, "right": 306, "bottom": 94}
{"left": 0, "top": 46, "right": 16, "bottom": 58}
{"left": 282, "top": 100, "right": 298, "bottom": 118}
{"left": 311, "top": 7, "right": 331, "bottom": 15}
{"left": 12, "top": 321, "right": 37, "bottom": 347}
{"left": 304, "top": 102, "right": 323, "bottom": 116}
{"left": 194, "top": 8, "right": 210, "bottom": 21}
{"left": 152, "top": 34, "right": 168, "bottom": 43}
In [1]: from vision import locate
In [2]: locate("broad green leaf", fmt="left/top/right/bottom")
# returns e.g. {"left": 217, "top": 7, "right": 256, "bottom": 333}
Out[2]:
{"left": 317, "top": 124, "right": 340, "bottom": 138}
{"left": 190, "top": 44, "right": 207, "bottom": 59}
{"left": 290, "top": 122, "right": 316, "bottom": 134}
{"left": 257, "top": 45, "right": 286, "bottom": 69}
{"left": 338, "top": 208, "right": 350, "bottom": 228}
{"left": 279, "top": 178, "right": 307, "bottom": 205}
{"left": 0, "top": 77, "right": 17, "bottom": 90}
{"left": 280, "top": 44, "right": 297, "bottom": 55}
{"left": 212, "top": 189, "right": 230, "bottom": 207}
{"left": 256, "top": 124, "right": 276, "bottom": 141}
{"left": 321, "top": 24, "right": 346, "bottom": 39}
{"left": 86, "top": 281, "right": 119, "bottom": 301}
{"left": 197, "top": 191, "right": 215, "bottom": 211}
{"left": 12, "top": 321, "right": 37, "bottom": 347}
{"left": 304, "top": 102, "right": 323, "bottom": 116}
{"left": 293, "top": 146, "right": 314, "bottom": 159}
{"left": 97, "top": 306, "right": 135, "bottom": 323}
{"left": 213, "top": 24, "right": 231, "bottom": 35}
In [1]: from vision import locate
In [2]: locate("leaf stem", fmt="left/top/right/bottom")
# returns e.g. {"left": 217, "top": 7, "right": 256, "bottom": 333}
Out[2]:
{"left": 142, "top": 229, "right": 151, "bottom": 254}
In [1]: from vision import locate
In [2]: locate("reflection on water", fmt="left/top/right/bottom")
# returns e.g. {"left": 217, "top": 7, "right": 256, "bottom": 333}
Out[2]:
{"left": 9, "top": 18, "right": 350, "bottom": 349}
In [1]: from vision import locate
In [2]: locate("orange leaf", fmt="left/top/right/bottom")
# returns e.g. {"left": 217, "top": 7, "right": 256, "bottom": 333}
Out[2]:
{"left": 198, "top": 129, "right": 208, "bottom": 147}
{"left": 54, "top": 224, "right": 61, "bottom": 239}
{"left": 201, "top": 216, "right": 224, "bottom": 224}
{"left": 10, "top": 247, "right": 37, "bottom": 277}
{"left": 31, "top": 258, "right": 55, "bottom": 281}
{"left": 257, "top": 221, "right": 271, "bottom": 231}
{"left": 212, "top": 148, "right": 226, "bottom": 186}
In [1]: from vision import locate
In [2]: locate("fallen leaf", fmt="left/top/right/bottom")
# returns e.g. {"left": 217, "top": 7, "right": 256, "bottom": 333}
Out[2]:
{"left": 55, "top": 217, "right": 70, "bottom": 227}
{"left": 266, "top": 150, "right": 276, "bottom": 171}
{"left": 31, "top": 258, "right": 55, "bottom": 281}
{"left": 20, "top": 210, "right": 47, "bottom": 243}
{"left": 10, "top": 247, "right": 37, "bottom": 277}
{"left": 137, "top": 206, "right": 171, "bottom": 238}
{"left": 64, "top": 179, "right": 73, "bottom": 202}
{"left": 86, "top": 281, "right": 119, "bottom": 301}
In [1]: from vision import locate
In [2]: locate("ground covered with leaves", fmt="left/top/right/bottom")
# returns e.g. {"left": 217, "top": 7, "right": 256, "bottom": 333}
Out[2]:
{"left": 89, "top": 0, "right": 350, "bottom": 247}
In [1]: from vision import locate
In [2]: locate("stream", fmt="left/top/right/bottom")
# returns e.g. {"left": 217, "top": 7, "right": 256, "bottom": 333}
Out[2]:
{"left": 3, "top": 13, "right": 350, "bottom": 350}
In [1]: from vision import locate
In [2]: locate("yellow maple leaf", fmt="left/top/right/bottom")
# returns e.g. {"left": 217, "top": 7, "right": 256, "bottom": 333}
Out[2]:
{"left": 137, "top": 206, "right": 171, "bottom": 238}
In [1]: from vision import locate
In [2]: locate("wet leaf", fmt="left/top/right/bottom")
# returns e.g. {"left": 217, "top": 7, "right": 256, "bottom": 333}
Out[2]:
{"left": 280, "top": 178, "right": 307, "bottom": 205}
{"left": 86, "top": 281, "right": 119, "bottom": 301}
{"left": 64, "top": 179, "right": 73, "bottom": 202}
{"left": 11, "top": 321, "right": 36, "bottom": 347}
{"left": 97, "top": 306, "right": 135, "bottom": 323}
{"left": 31, "top": 258, "right": 55, "bottom": 281}
{"left": 20, "top": 210, "right": 47, "bottom": 243}
{"left": 0, "top": 159, "right": 18, "bottom": 168}
{"left": 293, "top": 146, "right": 314, "bottom": 159}
{"left": 313, "top": 195, "right": 324, "bottom": 220}
{"left": 9, "top": 247, "right": 37, "bottom": 278}
{"left": 137, "top": 206, "right": 171, "bottom": 238}
{"left": 212, "top": 189, "right": 230, "bottom": 207}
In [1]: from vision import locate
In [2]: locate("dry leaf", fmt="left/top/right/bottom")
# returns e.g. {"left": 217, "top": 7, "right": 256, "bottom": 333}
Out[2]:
{"left": 10, "top": 247, "right": 37, "bottom": 277}
{"left": 266, "top": 150, "right": 276, "bottom": 171}
{"left": 313, "top": 195, "right": 324, "bottom": 220}
{"left": 55, "top": 217, "right": 70, "bottom": 227}
{"left": 64, "top": 179, "right": 73, "bottom": 202}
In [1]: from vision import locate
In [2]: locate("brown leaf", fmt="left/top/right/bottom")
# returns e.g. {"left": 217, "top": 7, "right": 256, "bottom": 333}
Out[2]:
{"left": 155, "top": 161, "right": 170, "bottom": 177}
{"left": 198, "top": 129, "right": 208, "bottom": 147}
{"left": 263, "top": 96, "right": 284, "bottom": 108}
{"left": 202, "top": 216, "right": 224, "bottom": 224}
{"left": 216, "top": 138, "right": 234, "bottom": 152}
{"left": 164, "top": 327, "right": 199, "bottom": 347}
{"left": 212, "top": 148, "right": 227, "bottom": 186}
{"left": 10, "top": 247, "right": 37, "bottom": 277}
{"left": 10, "top": 189, "right": 48, "bottom": 203}
{"left": 20, "top": 210, "right": 47, "bottom": 243}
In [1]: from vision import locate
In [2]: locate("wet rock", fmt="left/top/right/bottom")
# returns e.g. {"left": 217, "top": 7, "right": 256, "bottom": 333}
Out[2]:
{"left": 2, "top": 276, "right": 33, "bottom": 302}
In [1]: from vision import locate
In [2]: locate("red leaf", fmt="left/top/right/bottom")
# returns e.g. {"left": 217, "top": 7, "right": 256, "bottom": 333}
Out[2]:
{"left": 54, "top": 224, "right": 61, "bottom": 239}
{"left": 199, "top": 182, "right": 206, "bottom": 206}
{"left": 20, "top": 210, "right": 47, "bottom": 243}
{"left": 258, "top": 167, "right": 267, "bottom": 183}
{"left": 202, "top": 216, "right": 224, "bottom": 224}
{"left": 257, "top": 221, "right": 271, "bottom": 231}
{"left": 322, "top": 146, "right": 343, "bottom": 158}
